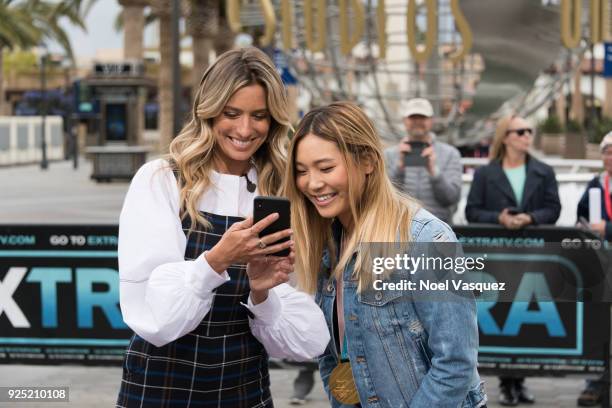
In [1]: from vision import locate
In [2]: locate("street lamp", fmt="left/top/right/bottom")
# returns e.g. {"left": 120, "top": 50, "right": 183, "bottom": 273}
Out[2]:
{"left": 40, "top": 47, "right": 48, "bottom": 170}
{"left": 171, "top": 0, "right": 182, "bottom": 137}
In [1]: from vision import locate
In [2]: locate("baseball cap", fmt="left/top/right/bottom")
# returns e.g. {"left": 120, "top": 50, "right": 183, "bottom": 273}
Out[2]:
{"left": 402, "top": 98, "right": 434, "bottom": 118}
{"left": 600, "top": 131, "right": 612, "bottom": 152}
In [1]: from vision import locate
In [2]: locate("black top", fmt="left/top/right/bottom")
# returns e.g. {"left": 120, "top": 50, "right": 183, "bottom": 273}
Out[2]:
{"left": 576, "top": 175, "right": 612, "bottom": 240}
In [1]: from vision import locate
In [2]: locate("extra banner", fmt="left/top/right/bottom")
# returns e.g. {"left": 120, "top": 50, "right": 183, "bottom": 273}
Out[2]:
{"left": 0, "top": 224, "right": 610, "bottom": 375}
{"left": 455, "top": 225, "right": 611, "bottom": 376}
{"left": 0, "top": 225, "right": 129, "bottom": 365}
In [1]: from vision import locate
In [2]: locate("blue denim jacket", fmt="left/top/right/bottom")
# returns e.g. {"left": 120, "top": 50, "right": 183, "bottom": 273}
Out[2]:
{"left": 315, "top": 208, "right": 487, "bottom": 408}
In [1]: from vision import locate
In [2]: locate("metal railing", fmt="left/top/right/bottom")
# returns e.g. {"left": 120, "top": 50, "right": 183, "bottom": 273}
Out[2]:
{"left": 0, "top": 116, "right": 64, "bottom": 166}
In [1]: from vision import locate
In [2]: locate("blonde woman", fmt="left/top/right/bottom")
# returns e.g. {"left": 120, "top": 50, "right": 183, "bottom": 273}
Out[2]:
{"left": 284, "top": 102, "right": 486, "bottom": 407}
{"left": 116, "top": 48, "right": 328, "bottom": 408}
{"left": 466, "top": 115, "right": 560, "bottom": 230}
{"left": 465, "top": 115, "right": 560, "bottom": 406}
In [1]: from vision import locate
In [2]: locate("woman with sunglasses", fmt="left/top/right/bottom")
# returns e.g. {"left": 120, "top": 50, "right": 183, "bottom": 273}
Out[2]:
{"left": 465, "top": 115, "right": 560, "bottom": 406}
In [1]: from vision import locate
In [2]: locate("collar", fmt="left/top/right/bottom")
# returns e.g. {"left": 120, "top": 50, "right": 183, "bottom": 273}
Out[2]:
{"left": 210, "top": 166, "right": 258, "bottom": 183}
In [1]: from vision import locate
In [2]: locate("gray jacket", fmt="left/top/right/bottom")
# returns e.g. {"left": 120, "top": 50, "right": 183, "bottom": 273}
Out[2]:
{"left": 384, "top": 136, "right": 462, "bottom": 223}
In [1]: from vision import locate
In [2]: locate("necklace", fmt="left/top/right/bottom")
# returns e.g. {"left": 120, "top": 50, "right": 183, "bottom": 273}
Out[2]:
{"left": 328, "top": 229, "right": 360, "bottom": 405}
{"left": 243, "top": 172, "right": 256, "bottom": 193}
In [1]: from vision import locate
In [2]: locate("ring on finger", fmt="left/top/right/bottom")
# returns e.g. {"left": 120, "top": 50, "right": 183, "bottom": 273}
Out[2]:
{"left": 258, "top": 239, "right": 267, "bottom": 249}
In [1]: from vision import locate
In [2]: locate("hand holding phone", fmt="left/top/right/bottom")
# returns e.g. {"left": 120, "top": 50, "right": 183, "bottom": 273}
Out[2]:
{"left": 253, "top": 196, "right": 292, "bottom": 257}
{"left": 577, "top": 216, "right": 591, "bottom": 230}
{"left": 403, "top": 141, "right": 429, "bottom": 167}
{"left": 506, "top": 207, "right": 520, "bottom": 216}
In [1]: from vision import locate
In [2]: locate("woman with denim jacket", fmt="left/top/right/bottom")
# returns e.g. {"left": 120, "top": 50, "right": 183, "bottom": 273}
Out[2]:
{"left": 283, "top": 102, "right": 487, "bottom": 407}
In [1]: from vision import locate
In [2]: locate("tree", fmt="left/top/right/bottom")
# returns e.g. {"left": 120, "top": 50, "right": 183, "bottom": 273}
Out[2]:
{"left": 0, "top": 0, "right": 93, "bottom": 114}
{"left": 116, "top": 0, "right": 150, "bottom": 60}
{"left": 0, "top": 0, "right": 40, "bottom": 114}
{"left": 184, "top": 0, "right": 218, "bottom": 93}
{"left": 150, "top": 0, "right": 174, "bottom": 151}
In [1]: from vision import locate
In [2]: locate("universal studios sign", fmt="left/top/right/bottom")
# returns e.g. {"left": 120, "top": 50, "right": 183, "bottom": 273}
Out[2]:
{"left": 226, "top": 0, "right": 610, "bottom": 63}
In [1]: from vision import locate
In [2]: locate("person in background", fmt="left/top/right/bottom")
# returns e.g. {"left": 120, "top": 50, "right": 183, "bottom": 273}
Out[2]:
{"left": 289, "top": 362, "right": 318, "bottom": 405}
{"left": 116, "top": 47, "right": 328, "bottom": 408}
{"left": 465, "top": 114, "right": 561, "bottom": 406}
{"left": 384, "top": 98, "right": 462, "bottom": 223}
{"left": 577, "top": 132, "right": 612, "bottom": 241}
{"left": 575, "top": 132, "right": 612, "bottom": 407}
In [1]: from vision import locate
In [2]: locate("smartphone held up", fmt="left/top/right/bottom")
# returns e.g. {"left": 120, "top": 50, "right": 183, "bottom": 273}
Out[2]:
{"left": 253, "top": 196, "right": 291, "bottom": 257}
{"left": 403, "top": 141, "right": 430, "bottom": 167}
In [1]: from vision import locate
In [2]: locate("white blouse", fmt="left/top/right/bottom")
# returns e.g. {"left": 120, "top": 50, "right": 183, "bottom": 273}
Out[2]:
{"left": 118, "top": 159, "right": 329, "bottom": 360}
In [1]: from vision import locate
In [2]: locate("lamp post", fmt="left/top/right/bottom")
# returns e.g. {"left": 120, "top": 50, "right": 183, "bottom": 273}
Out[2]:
{"left": 40, "top": 50, "right": 48, "bottom": 170}
{"left": 171, "top": 0, "right": 182, "bottom": 137}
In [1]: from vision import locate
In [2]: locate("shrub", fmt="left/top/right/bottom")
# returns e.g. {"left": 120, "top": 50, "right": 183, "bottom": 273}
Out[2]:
{"left": 538, "top": 115, "right": 563, "bottom": 134}
{"left": 565, "top": 119, "right": 583, "bottom": 133}
{"left": 592, "top": 117, "right": 612, "bottom": 144}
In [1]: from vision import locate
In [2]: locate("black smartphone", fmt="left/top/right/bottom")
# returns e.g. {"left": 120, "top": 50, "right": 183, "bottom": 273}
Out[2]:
{"left": 403, "top": 141, "right": 429, "bottom": 167}
{"left": 578, "top": 216, "right": 591, "bottom": 230}
{"left": 253, "top": 196, "right": 291, "bottom": 257}
{"left": 506, "top": 207, "right": 521, "bottom": 215}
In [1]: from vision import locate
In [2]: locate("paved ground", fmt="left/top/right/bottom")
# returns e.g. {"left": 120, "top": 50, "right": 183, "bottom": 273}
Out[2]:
{"left": 0, "top": 159, "right": 605, "bottom": 407}
{"left": 0, "top": 160, "right": 128, "bottom": 224}
{"left": 0, "top": 364, "right": 597, "bottom": 408}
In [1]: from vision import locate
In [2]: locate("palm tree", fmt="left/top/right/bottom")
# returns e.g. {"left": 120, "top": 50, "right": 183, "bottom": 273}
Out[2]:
{"left": 150, "top": 0, "right": 174, "bottom": 151}
{"left": 0, "top": 0, "right": 40, "bottom": 114}
{"left": 184, "top": 0, "right": 218, "bottom": 92}
{"left": 117, "top": 0, "right": 149, "bottom": 60}
{"left": 214, "top": 0, "right": 234, "bottom": 56}
{"left": 0, "top": 0, "right": 92, "bottom": 114}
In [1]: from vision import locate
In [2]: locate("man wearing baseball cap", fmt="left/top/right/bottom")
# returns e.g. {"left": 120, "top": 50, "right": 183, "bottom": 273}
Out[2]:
{"left": 384, "top": 98, "right": 462, "bottom": 223}
{"left": 575, "top": 131, "right": 612, "bottom": 405}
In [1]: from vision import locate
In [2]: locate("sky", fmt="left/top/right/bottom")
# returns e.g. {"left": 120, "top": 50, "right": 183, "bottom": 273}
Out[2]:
{"left": 51, "top": 1, "right": 124, "bottom": 60}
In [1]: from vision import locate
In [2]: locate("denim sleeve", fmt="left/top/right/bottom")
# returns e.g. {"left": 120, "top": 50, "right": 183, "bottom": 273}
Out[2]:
{"left": 409, "top": 219, "right": 479, "bottom": 407}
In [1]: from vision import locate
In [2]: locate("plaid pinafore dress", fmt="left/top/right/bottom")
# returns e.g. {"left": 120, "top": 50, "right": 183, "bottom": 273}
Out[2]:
{"left": 117, "top": 212, "right": 272, "bottom": 408}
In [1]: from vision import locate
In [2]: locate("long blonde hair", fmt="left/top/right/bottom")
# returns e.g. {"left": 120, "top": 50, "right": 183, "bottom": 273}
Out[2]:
{"left": 489, "top": 114, "right": 518, "bottom": 162}
{"left": 167, "top": 47, "right": 291, "bottom": 230}
{"left": 284, "top": 102, "right": 418, "bottom": 294}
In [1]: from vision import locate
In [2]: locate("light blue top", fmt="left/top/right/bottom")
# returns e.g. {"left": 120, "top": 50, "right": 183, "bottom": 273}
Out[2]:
{"left": 504, "top": 164, "right": 527, "bottom": 204}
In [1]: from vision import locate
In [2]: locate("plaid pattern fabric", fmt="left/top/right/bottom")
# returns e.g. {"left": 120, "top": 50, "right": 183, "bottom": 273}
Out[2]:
{"left": 117, "top": 212, "right": 272, "bottom": 408}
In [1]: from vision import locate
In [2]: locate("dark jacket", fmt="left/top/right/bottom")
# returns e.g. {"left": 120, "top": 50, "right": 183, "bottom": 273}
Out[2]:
{"left": 576, "top": 175, "right": 612, "bottom": 240}
{"left": 465, "top": 156, "right": 561, "bottom": 225}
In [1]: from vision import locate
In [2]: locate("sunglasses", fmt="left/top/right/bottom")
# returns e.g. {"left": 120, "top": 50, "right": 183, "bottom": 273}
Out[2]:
{"left": 506, "top": 128, "right": 533, "bottom": 137}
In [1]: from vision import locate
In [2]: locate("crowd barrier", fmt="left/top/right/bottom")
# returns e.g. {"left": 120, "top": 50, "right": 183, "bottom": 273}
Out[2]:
{"left": 0, "top": 224, "right": 610, "bottom": 395}
{"left": 0, "top": 116, "right": 64, "bottom": 166}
